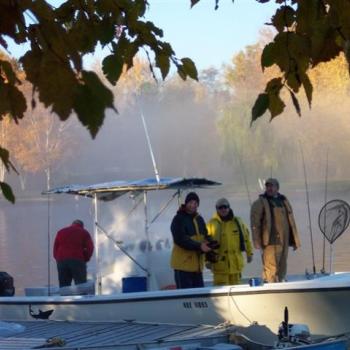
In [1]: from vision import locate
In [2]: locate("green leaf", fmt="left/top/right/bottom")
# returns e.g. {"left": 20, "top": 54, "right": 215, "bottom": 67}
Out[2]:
{"left": 0, "top": 60, "right": 16, "bottom": 84}
{"left": 147, "top": 21, "right": 163, "bottom": 37}
{"left": 6, "top": 84, "right": 26, "bottom": 121}
{"left": 177, "top": 65, "right": 187, "bottom": 80}
{"left": 97, "top": 18, "right": 116, "bottom": 47}
{"left": 0, "top": 146, "right": 17, "bottom": 174}
{"left": 191, "top": 0, "right": 200, "bottom": 7}
{"left": 270, "top": 33, "right": 290, "bottom": 72}
{"left": 0, "top": 147, "right": 10, "bottom": 172}
{"left": 181, "top": 57, "right": 198, "bottom": 80}
{"left": 289, "top": 90, "right": 301, "bottom": 116}
{"left": 301, "top": 73, "right": 313, "bottom": 108}
{"left": 74, "top": 71, "right": 116, "bottom": 138}
{"left": 261, "top": 42, "right": 275, "bottom": 69}
{"left": 272, "top": 6, "right": 295, "bottom": 32}
{"left": 268, "top": 94, "right": 285, "bottom": 119}
{"left": 94, "top": 0, "right": 119, "bottom": 16}
{"left": 30, "top": 0, "right": 55, "bottom": 20}
{"left": 265, "top": 77, "right": 283, "bottom": 94}
{"left": 0, "top": 82, "right": 26, "bottom": 121}
{"left": 160, "top": 42, "right": 174, "bottom": 56}
{"left": 21, "top": 50, "right": 77, "bottom": 120}
{"left": 0, "top": 182, "right": 15, "bottom": 204}
{"left": 251, "top": 93, "right": 269, "bottom": 123}
{"left": 102, "top": 54, "right": 124, "bottom": 86}
{"left": 265, "top": 77, "right": 285, "bottom": 119}
{"left": 286, "top": 69, "right": 302, "bottom": 93}
{"left": 155, "top": 54, "right": 170, "bottom": 80}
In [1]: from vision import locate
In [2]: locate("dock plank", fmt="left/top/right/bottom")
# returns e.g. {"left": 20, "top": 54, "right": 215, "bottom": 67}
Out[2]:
{"left": 0, "top": 320, "right": 231, "bottom": 349}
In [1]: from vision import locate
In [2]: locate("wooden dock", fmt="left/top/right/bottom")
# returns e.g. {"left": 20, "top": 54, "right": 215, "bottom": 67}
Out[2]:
{"left": 0, "top": 320, "right": 236, "bottom": 349}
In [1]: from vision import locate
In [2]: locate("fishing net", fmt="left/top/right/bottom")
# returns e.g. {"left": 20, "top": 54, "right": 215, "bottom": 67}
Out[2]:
{"left": 318, "top": 199, "right": 350, "bottom": 244}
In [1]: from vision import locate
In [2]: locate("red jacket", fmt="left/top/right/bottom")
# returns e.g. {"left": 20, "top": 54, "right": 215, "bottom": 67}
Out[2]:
{"left": 53, "top": 223, "right": 94, "bottom": 262}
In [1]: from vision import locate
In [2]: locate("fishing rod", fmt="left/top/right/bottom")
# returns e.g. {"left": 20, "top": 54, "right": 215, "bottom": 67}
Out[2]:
{"left": 299, "top": 142, "right": 316, "bottom": 275}
{"left": 47, "top": 191, "right": 51, "bottom": 296}
{"left": 321, "top": 148, "right": 329, "bottom": 274}
{"left": 233, "top": 141, "right": 251, "bottom": 206}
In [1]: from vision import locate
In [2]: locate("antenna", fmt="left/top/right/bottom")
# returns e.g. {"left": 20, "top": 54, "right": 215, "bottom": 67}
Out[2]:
{"left": 140, "top": 110, "right": 160, "bottom": 183}
{"left": 137, "top": 95, "right": 160, "bottom": 184}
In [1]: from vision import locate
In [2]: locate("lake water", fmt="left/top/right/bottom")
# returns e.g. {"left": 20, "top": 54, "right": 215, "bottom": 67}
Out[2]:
{"left": 1, "top": 183, "right": 350, "bottom": 295}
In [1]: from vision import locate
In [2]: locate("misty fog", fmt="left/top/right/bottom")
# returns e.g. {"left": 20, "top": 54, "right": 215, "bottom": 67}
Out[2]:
{"left": 1, "top": 41, "right": 350, "bottom": 293}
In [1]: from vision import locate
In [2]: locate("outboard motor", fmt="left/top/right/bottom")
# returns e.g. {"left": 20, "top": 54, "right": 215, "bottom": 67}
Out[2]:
{"left": 0, "top": 272, "right": 15, "bottom": 296}
{"left": 276, "top": 307, "right": 311, "bottom": 348}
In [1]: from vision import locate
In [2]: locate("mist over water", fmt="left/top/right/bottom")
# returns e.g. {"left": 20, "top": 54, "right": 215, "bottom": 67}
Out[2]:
{"left": 1, "top": 180, "right": 350, "bottom": 295}
{"left": 2, "top": 53, "right": 350, "bottom": 294}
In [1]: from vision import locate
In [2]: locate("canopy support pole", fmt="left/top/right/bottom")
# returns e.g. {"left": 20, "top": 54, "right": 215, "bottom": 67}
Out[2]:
{"left": 93, "top": 194, "right": 102, "bottom": 295}
{"left": 144, "top": 191, "right": 151, "bottom": 288}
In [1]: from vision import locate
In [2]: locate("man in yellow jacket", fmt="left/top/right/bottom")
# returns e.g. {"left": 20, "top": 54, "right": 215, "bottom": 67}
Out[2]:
{"left": 207, "top": 198, "right": 253, "bottom": 286}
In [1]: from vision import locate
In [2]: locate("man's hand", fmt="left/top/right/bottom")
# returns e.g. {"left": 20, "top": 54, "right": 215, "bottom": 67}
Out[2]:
{"left": 200, "top": 242, "right": 211, "bottom": 253}
{"left": 254, "top": 242, "right": 262, "bottom": 250}
{"left": 247, "top": 255, "right": 253, "bottom": 263}
{"left": 205, "top": 261, "right": 212, "bottom": 270}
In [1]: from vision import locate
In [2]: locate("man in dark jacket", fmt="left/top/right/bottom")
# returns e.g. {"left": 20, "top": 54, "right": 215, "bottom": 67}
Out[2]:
{"left": 53, "top": 219, "right": 94, "bottom": 287}
{"left": 170, "top": 192, "right": 212, "bottom": 289}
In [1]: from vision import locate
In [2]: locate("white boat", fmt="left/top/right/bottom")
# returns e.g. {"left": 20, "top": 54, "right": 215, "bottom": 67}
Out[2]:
{"left": 0, "top": 177, "right": 349, "bottom": 344}
{"left": 0, "top": 273, "right": 350, "bottom": 344}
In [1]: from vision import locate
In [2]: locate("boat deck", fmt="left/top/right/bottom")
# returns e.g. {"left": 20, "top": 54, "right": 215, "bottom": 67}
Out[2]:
{"left": 0, "top": 320, "right": 235, "bottom": 349}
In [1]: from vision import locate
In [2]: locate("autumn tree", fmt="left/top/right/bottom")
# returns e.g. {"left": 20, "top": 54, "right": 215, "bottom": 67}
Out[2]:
{"left": 0, "top": 116, "right": 12, "bottom": 182}
{"left": 0, "top": 0, "right": 198, "bottom": 201}
{"left": 217, "top": 41, "right": 292, "bottom": 181}
{"left": 248, "top": 0, "right": 350, "bottom": 122}
{"left": 218, "top": 37, "right": 350, "bottom": 183}
{"left": 7, "top": 100, "right": 79, "bottom": 191}
{"left": 3, "top": 0, "right": 350, "bottom": 201}
{"left": 191, "top": 0, "right": 350, "bottom": 122}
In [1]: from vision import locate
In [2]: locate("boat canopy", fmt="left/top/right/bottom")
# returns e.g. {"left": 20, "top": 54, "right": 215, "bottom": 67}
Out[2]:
{"left": 44, "top": 177, "right": 221, "bottom": 202}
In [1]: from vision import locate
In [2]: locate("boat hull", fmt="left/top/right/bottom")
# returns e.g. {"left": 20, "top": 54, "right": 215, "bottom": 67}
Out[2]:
{"left": 0, "top": 273, "right": 349, "bottom": 343}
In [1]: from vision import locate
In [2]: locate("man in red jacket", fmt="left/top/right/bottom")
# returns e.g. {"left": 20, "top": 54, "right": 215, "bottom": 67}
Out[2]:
{"left": 53, "top": 219, "right": 94, "bottom": 287}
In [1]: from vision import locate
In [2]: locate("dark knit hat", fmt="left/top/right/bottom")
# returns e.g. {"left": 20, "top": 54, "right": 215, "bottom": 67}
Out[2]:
{"left": 185, "top": 192, "right": 200, "bottom": 204}
{"left": 72, "top": 219, "right": 84, "bottom": 227}
{"left": 265, "top": 178, "right": 279, "bottom": 189}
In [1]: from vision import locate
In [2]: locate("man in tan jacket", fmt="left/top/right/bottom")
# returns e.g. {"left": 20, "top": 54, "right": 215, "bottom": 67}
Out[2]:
{"left": 250, "top": 178, "right": 301, "bottom": 282}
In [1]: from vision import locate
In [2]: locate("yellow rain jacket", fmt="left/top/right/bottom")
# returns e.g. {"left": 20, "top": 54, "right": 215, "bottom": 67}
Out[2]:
{"left": 207, "top": 212, "right": 253, "bottom": 274}
{"left": 170, "top": 205, "right": 208, "bottom": 272}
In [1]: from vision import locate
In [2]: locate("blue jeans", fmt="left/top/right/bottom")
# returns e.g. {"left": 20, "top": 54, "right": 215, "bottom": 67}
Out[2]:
{"left": 174, "top": 270, "right": 204, "bottom": 289}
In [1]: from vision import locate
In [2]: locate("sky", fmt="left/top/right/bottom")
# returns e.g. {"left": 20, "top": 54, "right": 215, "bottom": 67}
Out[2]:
{"left": 6, "top": 0, "right": 278, "bottom": 72}
{"left": 144, "top": 0, "right": 278, "bottom": 70}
